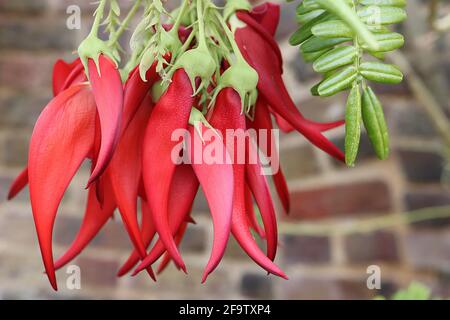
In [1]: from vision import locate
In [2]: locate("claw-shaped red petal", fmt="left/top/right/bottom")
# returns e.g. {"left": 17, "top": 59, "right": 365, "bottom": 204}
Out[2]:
{"left": 28, "top": 84, "right": 96, "bottom": 290}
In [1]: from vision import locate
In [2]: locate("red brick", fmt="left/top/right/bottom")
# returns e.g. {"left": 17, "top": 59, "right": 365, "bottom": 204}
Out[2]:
{"left": 0, "top": 91, "right": 50, "bottom": 127}
{"left": 76, "top": 257, "right": 119, "bottom": 287}
{"left": 90, "top": 218, "right": 133, "bottom": 251}
{"left": 404, "top": 230, "right": 450, "bottom": 273}
{"left": 0, "top": 130, "right": 31, "bottom": 167}
{"left": 345, "top": 231, "right": 400, "bottom": 264}
{"left": 283, "top": 235, "right": 331, "bottom": 265}
{"left": 278, "top": 275, "right": 376, "bottom": 300}
{"left": 398, "top": 149, "right": 444, "bottom": 183}
{"left": 179, "top": 224, "right": 207, "bottom": 254}
{"left": 287, "top": 180, "right": 393, "bottom": 220}
{"left": 0, "top": 17, "right": 76, "bottom": 50}
{"left": 0, "top": 0, "right": 47, "bottom": 13}
{"left": 280, "top": 145, "right": 320, "bottom": 180}
{"left": 0, "top": 53, "right": 57, "bottom": 91}
{"left": 241, "top": 273, "right": 274, "bottom": 299}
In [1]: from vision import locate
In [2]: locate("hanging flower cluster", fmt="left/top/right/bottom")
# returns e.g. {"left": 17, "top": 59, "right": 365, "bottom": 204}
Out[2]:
{"left": 8, "top": 0, "right": 347, "bottom": 290}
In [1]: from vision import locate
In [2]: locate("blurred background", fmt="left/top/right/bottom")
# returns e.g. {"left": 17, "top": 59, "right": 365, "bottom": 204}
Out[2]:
{"left": 0, "top": 0, "right": 449, "bottom": 299}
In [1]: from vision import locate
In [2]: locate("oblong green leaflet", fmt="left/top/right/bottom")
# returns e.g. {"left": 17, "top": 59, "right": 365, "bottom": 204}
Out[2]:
{"left": 359, "top": 0, "right": 406, "bottom": 8}
{"left": 362, "top": 86, "right": 389, "bottom": 160}
{"left": 313, "top": 45, "right": 358, "bottom": 73}
{"left": 315, "top": 0, "right": 380, "bottom": 51}
{"left": 345, "top": 85, "right": 362, "bottom": 166}
{"left": 369, "top": 51, "right": 386, "bottom": 60}
{"left": 301, "top": 47, "right": 332, "bottom": 62}
{"left": 311, "top": 20, "right": 354, "bottom": 39}
{"left": 289, "top": 12, "right": 332, "bottom": 46}
{"left": 301, "top": 36, "right": 351, "bottom": 53}
{"left": 360, "top": 61, "right": 403, "bottom": 84}
{"left": 302, "top": 0, "right": 322, "bottom": 11}
{"left": 362, "top": 32, "right": 404, "bottom": 52}
{"left": 297, "top": 9, "right": 326, "bottom": 24}
{"left": 358, "top": 6, "right": 407, "bottom": 25}
{"left": 318, "top": 65, "right": 358, "bottom": 96}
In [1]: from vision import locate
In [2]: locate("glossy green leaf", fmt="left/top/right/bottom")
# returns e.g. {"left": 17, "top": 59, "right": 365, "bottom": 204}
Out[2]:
{"left": 362, "top": 32, "right": 404, "bottom": 52}
{"left": 311, "top": 20, "right": 354, "bottom": 39}
{"left": 362, "top": 86, "right": 389, "bottom": 160}
{"left": 318, "top": 66, "right": 358, "bottom": 96}
{"left": 358, "top": 6, "right": 407, "bottom": 25}
{"left": 313, "top": 46, "right": 358, "bottom": 73}
{"left": 301, "top": 36, "right": 351, "bottom": 53}
{"left": 360, "top": 61, "right": 403, "bottom": 84}
{"left": 345, "top": 85, "right": 362, "bottom": 166}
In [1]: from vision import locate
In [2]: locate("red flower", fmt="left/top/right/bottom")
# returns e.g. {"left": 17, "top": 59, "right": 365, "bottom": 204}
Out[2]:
{"left": 11, "top": 55, "right": 123, "bottom": 289}
{"left": 8, "top": 1, "right": 355, "bottom": 289}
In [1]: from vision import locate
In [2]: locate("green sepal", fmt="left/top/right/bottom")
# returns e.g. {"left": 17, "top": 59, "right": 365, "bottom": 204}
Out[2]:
{"left": 173, "top": 45, "right": 217, "bottom": 95}
{"left": 224, "top": 0, "right": 251, "bottom": 21}
{"left": 211, "top": 61, "right": 259, "bottom": 113}
{"left": 189, "top": 107, "right": 219, "bottom": 142}
{"left": 78, "top": 34, "right": 119, "bottom": 78}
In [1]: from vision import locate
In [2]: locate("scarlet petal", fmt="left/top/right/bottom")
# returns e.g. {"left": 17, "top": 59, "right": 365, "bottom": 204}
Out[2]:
{"left": 54, "top": 175, "right": 115, "bottom": 270}
{"left": 246, "top": 148, "right": 278, "bottom": 260}
{"left": 271, "top": 109, "right": 295, "bottom": 133}
{"left": 117, "top": 199, "right": 156, "bottom": 277}
{"left": 188, "top": 125, "right": 234, "bottom": 283}
{"left": 157, "top": 222, "right": 188, "bottom": 275}
{"left": 87, "top": 55, "right": 124, "bottom": 185}
{"left": 109, "top": 95, "right": 153, "bottom": 266}
{"left": 8, "top": 168, "right": 28, "bottom": 200}
{"left": 247, "top": 3, "right": 280, "bottom": 36}
{"left": 52, "top": 58, "right": 83, "bottom": 96}
{"left": 121, "top": 63, "right": 160, "bottom": 131}
{"left": 132, "top": 165, "right": 198, "bottom": 276}
{"left": 251, "top": 98, "right": 290, "bottom": 213}
{"left": 236, "top": 11, "right": 282, "bottom": 72}
{"left": 28, "top": 84, "right": 96, "bottom": 290}
{"left": 142, "top": 69, "right": 194, "bottom": 272}
{"left": 245, "top": 185, "right": 266, "bottom": 238}
{"left": 210, "top": 88, "right": 287, "bottom": 279}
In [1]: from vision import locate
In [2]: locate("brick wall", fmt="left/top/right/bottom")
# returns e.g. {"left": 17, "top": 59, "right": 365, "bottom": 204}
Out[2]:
{"left": 0, "top": 0, "right": 449, "bottom": 299}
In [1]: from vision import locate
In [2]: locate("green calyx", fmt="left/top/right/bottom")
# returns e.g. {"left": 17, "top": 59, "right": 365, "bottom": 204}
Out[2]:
{"left": 212, "top": 61, "right": 259, "bottom": 113}
{"left": 174, "top": 45, "right": 216, "bottom": 95}
{"left": 78, "top": 34, "right": 119, "bottom": 77}
{"left": 151, "top": 80, "right": 168, "bottom": 103}
{"left": 189, "top": 108, "right": 218, "bottom": 142}
{"left": 224, "top": 0, "right": 251, "bottom": 21}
